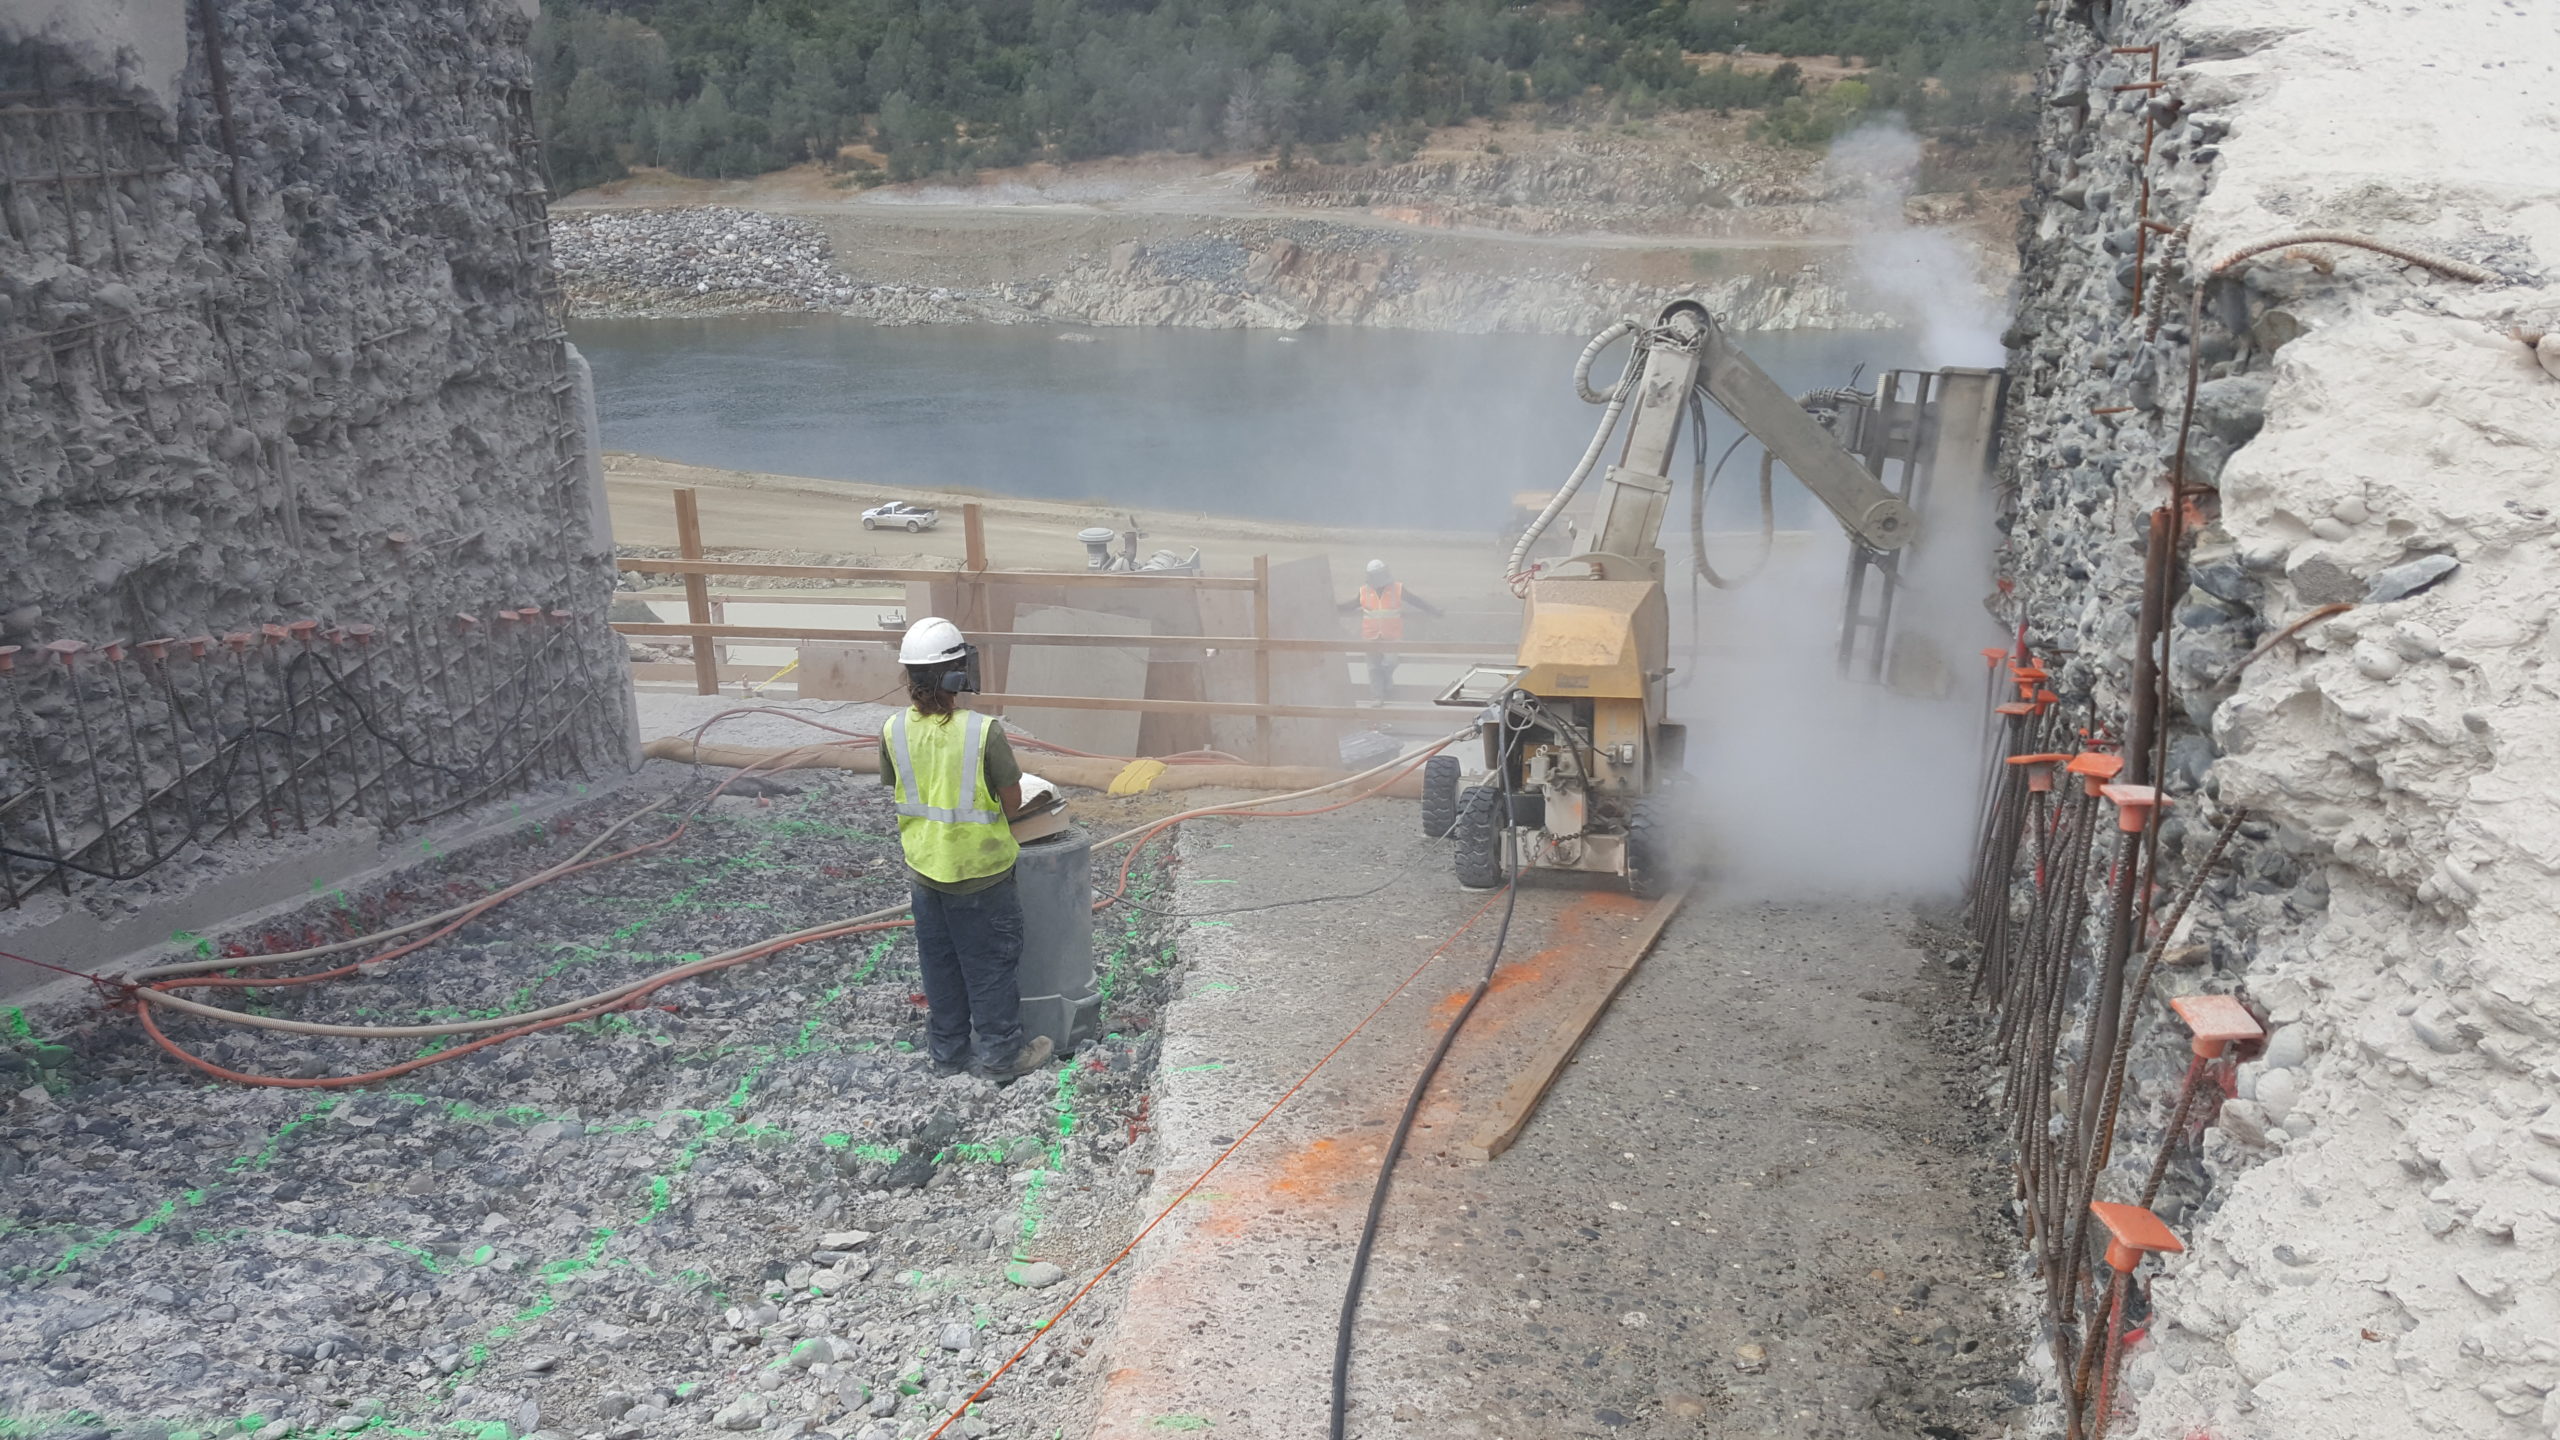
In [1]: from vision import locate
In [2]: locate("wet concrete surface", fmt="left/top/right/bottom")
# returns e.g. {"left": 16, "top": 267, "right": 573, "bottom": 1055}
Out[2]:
{"left": 1089, "top": 800, "right": 2026, "bottom": 1439}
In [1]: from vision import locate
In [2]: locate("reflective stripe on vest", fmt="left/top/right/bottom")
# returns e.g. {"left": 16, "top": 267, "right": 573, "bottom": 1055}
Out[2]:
{"left": 1359, "top": 582, "right": 1404, "bottom": 641}
{"left": 885, "top": 709, "right": 1019, "bottom": 883}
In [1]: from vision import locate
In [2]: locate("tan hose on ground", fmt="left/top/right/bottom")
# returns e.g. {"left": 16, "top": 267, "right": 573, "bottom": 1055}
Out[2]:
{"left": 642, "top": 736, "right": 1429, "bottom": 799}
{"left": 137, "top": 729, "right": 1470, "bottom": 1040}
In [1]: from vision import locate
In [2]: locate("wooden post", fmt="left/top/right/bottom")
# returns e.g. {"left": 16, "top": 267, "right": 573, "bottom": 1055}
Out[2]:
{"left": 1252, "top": 554, "right": 1274, "bottom": 765}
{"left": 672, "top": 487, "right": 719, "bottom": 696}
{"left": 960, "top": 502, "right": 992, "bottom": 630}
{"left": 960, "top": 502, "right": 993, "bottom": 708}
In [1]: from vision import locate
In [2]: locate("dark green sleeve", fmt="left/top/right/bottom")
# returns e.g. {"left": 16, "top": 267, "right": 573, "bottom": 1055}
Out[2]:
{"left": 983, "top": 721, "right": 1022, "bottom": 791}
{"left": 878, "top": 734, "right": 895, "bottom": 787}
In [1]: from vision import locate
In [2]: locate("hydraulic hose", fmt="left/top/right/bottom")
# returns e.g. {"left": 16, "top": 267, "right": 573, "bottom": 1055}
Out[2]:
{"left": 1509, "top": 320, "right": 1646, "bottom": 582}
{"left": 1686, "top": 386, "right": 1774, "bottom": 590}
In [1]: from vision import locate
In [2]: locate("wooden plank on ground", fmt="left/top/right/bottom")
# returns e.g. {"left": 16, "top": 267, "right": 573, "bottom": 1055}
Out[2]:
{"left": 1460, "top": 883, "right": 1693, "bottom": 1162}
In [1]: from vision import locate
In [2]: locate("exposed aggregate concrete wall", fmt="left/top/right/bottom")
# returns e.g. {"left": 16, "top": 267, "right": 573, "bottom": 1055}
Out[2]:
{"left": 1998, "top": 1, "right": 2560, "bottom": 1436}
{"left": 0, "top": 0, "right": 630, "bottom": 903}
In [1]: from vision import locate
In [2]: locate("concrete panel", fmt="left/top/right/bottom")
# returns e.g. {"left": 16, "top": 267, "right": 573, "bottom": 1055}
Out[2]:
{"left": 798, "top": 641, "right": 907, "bottom": 703}
{"left": 1001, "top": 605, "right": 1153, "bottom": 757}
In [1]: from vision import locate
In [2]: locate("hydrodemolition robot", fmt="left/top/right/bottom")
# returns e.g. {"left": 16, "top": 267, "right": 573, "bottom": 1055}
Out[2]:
{"left": 1429, "top": 299, "right": 2005, "bottom": 895}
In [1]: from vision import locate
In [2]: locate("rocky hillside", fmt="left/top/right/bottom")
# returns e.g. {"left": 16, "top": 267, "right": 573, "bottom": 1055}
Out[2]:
{"left": 553, "top": 208, "right": 1890, "bottom": 333}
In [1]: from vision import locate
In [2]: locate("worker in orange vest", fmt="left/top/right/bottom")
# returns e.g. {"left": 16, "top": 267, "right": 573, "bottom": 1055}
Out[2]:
{"left": 1340, "top": 559, "right": 1443, "bottom": 705}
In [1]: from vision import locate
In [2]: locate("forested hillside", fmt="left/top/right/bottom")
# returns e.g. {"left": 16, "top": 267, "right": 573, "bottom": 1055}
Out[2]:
{"left": 533, "top": 0, "right": 2032, "bottom": 191}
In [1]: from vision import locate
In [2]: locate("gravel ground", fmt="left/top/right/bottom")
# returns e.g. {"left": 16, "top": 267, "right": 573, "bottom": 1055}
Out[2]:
{"left": 1094, "top": 801, "right": 2029, "bottom": 1439}
{"left": 1, "top": 763, "right": 1179, "bottom": 1440}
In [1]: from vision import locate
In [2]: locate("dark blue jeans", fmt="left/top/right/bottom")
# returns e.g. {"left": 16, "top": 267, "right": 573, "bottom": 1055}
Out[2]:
{"left": 910, "top": 873, "right": 1026, "bottom": 1068}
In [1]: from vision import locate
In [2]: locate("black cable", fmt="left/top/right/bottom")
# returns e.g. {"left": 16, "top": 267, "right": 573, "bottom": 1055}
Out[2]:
{"left": 1328, "top": 706, "right": 1528, "bottom": 1440}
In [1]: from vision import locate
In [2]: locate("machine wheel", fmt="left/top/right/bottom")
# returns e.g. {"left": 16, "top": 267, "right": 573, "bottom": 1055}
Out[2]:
{"left": 1452, "top": 784, "right": 1506, "bottom": 890}
{"left": 862, "top": 516, "right": 877, "bottom": 530}
{"left": 1420, "top": 756, "right": 1460, "bottom": 838}
{"left": 1627, "top": 771, "right": 1702, "bottom": 900}
{"left": 906, "top": 519, "right": 924, "bottom": 532}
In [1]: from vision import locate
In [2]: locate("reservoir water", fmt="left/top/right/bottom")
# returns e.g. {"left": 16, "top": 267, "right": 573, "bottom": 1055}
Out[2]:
{"left": 570, "top": 315, "right": 1933, "bottom": 532}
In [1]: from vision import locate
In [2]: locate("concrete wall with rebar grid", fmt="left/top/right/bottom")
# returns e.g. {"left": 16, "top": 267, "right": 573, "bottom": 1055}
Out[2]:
{"left": 0, "top": 0, "right": 631, "bottom": 910}
{"left": 1981, "top": 2, "right": 2557, "bottom": 1437}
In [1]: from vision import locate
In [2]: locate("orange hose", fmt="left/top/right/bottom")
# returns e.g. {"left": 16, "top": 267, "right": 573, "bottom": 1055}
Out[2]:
{"left": 141, "top": 739, "right": 1456, "bottom": 1087}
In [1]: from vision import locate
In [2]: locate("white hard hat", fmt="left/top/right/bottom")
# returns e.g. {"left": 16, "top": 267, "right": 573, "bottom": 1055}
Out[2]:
{"left": 898, "top": 616, "right": 968, "bottom": 666}
{"left": 1365, "top": 558, "right": 1389, "bottom": 576}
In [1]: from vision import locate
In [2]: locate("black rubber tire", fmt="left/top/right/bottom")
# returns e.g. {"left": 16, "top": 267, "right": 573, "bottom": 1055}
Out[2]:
{"left": 1452, "top": 783, "right": 1506, "bottom": 890}
{"left": 1627, "top": 771, "right": 1701, "bottom": 900}
{"left": 907, "top": 519, "right": 923, "bottom": 532}
{"left": 862, "top": 516, "right": 877, "bottom": 530}
{"left": 1420, "top": 755, "right": 1461, "bottom": 838}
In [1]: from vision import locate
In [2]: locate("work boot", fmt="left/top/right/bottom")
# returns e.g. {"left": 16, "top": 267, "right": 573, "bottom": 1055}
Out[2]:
{"left": 928, "top": 1053, "right": 970, "bottom": 1079}
{"left": 976, "top": 1034, "right": 1054, "bottom": 1084}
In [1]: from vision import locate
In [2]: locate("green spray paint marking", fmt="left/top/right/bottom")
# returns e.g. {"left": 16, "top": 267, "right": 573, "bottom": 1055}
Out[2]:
{"left": 172, "top": 930, "right": 215, "bottom": 959}
{"left": 42, "top": 1191, "right": 204, "bottom": 1276}
{"left": 232, "top": 1096, "right": 340, "bottom": 1172}
{"left": 1172, "top": 1061, "right": 1227, "bottom": 1074}
{"left": 1, "top": 1008, "right": 29, "bottom": 1040}
{"left": 1152, "top": 1418, "right": 1215, "bottom": 1431}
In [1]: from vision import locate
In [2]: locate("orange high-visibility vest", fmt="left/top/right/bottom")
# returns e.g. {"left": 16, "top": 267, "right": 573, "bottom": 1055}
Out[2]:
{"left": 1358, "top": 583, "right": 1404, "bottom": 642}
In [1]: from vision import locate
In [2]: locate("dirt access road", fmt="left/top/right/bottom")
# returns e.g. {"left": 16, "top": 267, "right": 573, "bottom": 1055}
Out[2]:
{"left": 1086, "top": 802, "right": 2028, "bottom": 1440}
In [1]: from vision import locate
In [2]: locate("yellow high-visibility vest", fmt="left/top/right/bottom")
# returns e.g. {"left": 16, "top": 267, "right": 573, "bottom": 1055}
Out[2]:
{"left": 884, "top": 708, "right": 1019, "bottom": 884}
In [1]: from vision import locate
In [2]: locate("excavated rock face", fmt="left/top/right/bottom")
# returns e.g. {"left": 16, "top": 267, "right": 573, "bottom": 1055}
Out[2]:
{"left": 0, "top": 0, "right": 629, "bottom": 891}
{"left": 1998, "top": 0, "right": 2559, "bottom": 1435}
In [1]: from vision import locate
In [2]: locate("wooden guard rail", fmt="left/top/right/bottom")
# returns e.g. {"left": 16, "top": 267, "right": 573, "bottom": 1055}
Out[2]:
{"left": 616, "top": 492, "right": 1511, "bottom": 730}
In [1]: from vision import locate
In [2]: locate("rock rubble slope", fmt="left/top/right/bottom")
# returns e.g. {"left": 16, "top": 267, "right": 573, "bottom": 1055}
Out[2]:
{"left": 1997, "top": 0, "right": 2560, "bottom": 1435}
{"left": 1, "top": 768, "right": 1178, "bottom": 1440}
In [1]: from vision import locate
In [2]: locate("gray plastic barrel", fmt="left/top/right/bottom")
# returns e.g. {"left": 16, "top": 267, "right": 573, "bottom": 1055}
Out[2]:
{"left": 1013, "top": 824, "right": 1101, "bottom": 1057}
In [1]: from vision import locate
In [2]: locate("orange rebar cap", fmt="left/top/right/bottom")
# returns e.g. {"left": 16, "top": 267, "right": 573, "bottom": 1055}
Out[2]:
{"left": 2100, "top": 782, "right": 2167, "bottom": 832}
{"left": 2090, "top": 1202, "right": 2183, "bottom": 1273}
{"left": 2168, "top": 994, "right": 2264, "bottom": 1058}
{"left": 2006, "top": 753, "right": 2070, "bottom": 792}
{"left": 2066, "top": 752, "right": 2123, "bottom": 795}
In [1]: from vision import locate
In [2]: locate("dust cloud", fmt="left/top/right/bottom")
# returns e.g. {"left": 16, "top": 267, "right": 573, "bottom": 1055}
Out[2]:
{"left": 1667, "top": 119, "right": 2011, "bottom": 901}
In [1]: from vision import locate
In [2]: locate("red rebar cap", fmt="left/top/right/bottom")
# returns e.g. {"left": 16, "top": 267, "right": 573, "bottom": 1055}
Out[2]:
{"left": 2101, "top": 782, "right": 2167, "bottom": 832}
{"left": 140, "top": 638, "right": 174, "bottom": 661}
{"left": 223, "top": 633, "right": 253, "bottom": 652}
{"left": 2090, "top": 1202, "right": 2183, "bottom": 1273}
{"left": 260, "top": 624, "right": 288, "bottom": 644}
{"left": 287, "top": 619, "right": 320, "bottom": 642}
{"left": 1981, "top": 647, "right": 2009, "bottom": 666}
{"left": 102, "top": 640, "right": 128, "bottom": 662}
{"left": 1995, "top": 701, "right": 2035, "bottom": 717}
{"left": 2169, "top": 994, "right": 2264, "bottom": 1058}
{"left": 347, "top": 624, "right": 377, "bottom": 644}
{"left": 0, "top": 645, "right": 18, "bottom": 675}
{"left": 185, "top": 636, "right": 214, "bottom": 657}
{"left": 453, "top": 613, "right": 480, "bottom": 630}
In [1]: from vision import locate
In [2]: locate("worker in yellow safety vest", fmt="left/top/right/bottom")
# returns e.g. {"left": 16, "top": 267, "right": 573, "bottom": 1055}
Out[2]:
{"left": 1340, "top": 559, "right": 1444, "bottom": 705}
{"left": 878, "top": 617, "right": 1054, "bottom": 1081}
